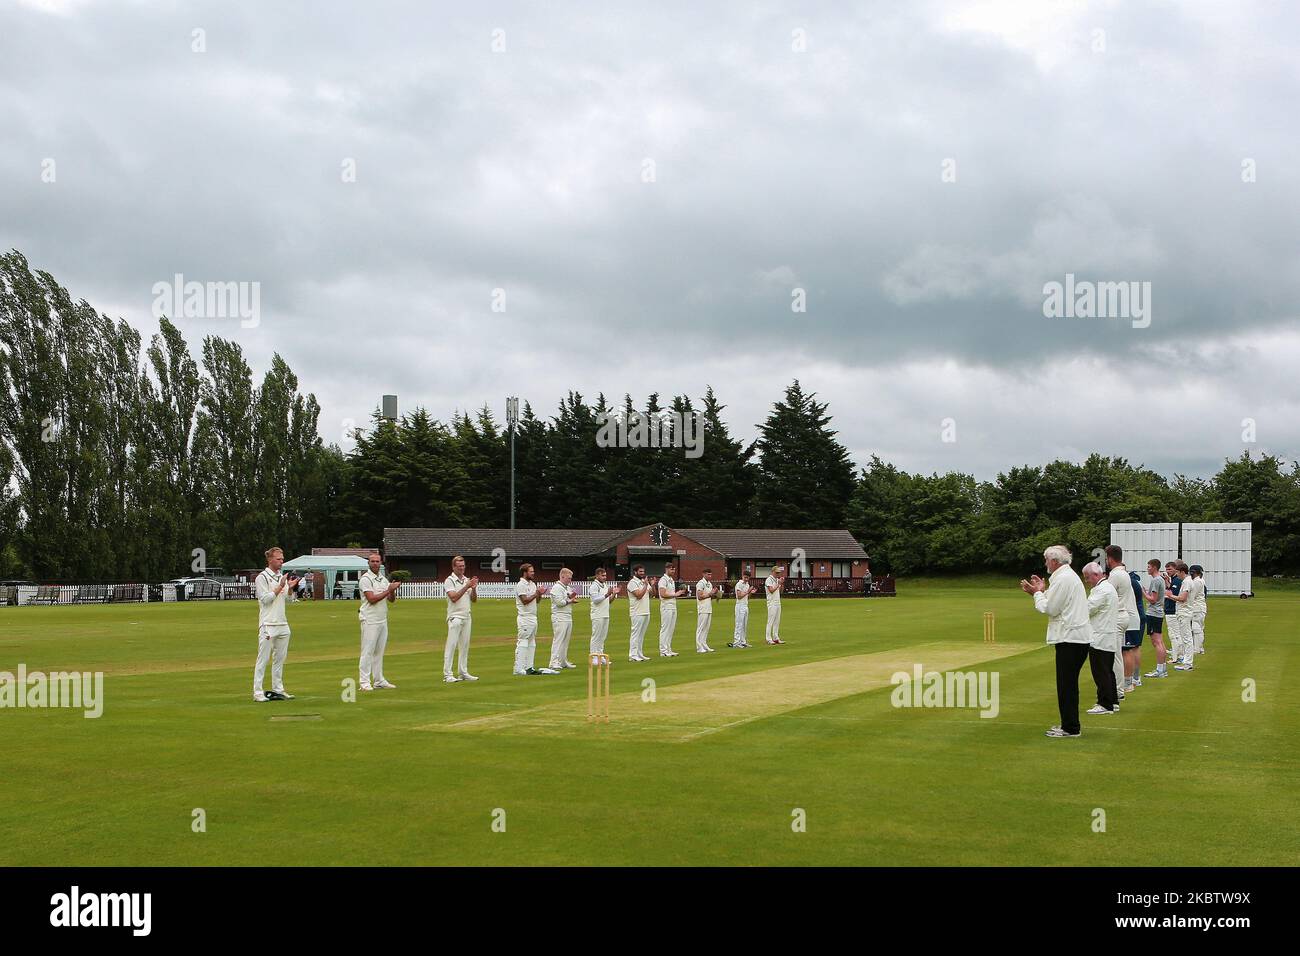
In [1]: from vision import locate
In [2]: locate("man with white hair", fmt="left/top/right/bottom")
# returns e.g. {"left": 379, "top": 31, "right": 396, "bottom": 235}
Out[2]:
{"left": 1021, "top": 545, "right": 1092, "bottom": 738}
{"left": 549, "top": 568, "right": 580, "bottom": 669}
{"left": 1082, "top": 562, "right": 1121, "bottom": 715}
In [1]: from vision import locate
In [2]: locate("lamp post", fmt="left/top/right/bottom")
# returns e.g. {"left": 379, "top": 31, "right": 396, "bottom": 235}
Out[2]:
{"left": 506, "top": 396, "right": 519, "bottom": 529}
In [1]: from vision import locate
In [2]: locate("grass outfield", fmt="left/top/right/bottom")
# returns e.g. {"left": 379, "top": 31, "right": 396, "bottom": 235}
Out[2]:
{"left": 1, "top": 581, "right": 1296, "bottom": 866}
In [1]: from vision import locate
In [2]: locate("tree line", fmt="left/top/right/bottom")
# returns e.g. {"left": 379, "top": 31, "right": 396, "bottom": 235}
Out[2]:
{"left": 3, "top": 250, "right": 1298, "bottom": 580}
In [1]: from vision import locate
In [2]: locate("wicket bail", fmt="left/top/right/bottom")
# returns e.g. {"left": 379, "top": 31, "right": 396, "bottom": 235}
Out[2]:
{"left": 587, "top": 653, "right": 611, "bottom": 722}
{"left": 983, "top": 611, "right": 996, "bottom": 644}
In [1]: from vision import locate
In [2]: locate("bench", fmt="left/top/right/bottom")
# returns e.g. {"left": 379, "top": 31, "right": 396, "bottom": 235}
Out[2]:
{"left": 74, "top": 585, "right": 112, "bottom": 604}
{"left": 33, "top": 586, "right": 62, "bottom": 605}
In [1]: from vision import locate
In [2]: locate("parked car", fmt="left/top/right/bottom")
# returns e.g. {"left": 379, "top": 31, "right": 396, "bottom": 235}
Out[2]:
{"left": 167, "top": 577, "right": 221, "bottom": 598}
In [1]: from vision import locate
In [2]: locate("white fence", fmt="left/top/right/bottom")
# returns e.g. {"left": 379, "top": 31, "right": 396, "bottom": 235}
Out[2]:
{"left": 1109, "top": 523, "right": 1179, "bottom": 566}
{"left": 1109, "top": 521, "right": 1252, "bottom": 595}
{"left": 392, "top": 580, "right": 602, "bottom": 600}
{"left": 1182, "top": 522, "right": 1252, "bottom": 596}
{"left": 6, "top": 580, "right": 604, "bottom": 606}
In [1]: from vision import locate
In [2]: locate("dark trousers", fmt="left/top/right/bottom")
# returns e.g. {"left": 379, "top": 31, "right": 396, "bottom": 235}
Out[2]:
{"left": 1054, "top": 642, "right": 1090, "bottom": 734}
{"left": 1089, "top": 647, "right": 1119, "bottom": 711}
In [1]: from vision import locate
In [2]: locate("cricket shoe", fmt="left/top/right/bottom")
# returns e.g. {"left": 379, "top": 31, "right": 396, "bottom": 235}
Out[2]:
{"left": 513, "top": 669, "right": 527, "bottom": 676}
{"left": 563, "top": 662, "right": 577, "bottom": 669}
{"left": 457, "top": 673, "right": 478, "bottom": 682}
{"left": 271, "top": 689, "right": 294, "bottom": 700}
{"left": 253, "top": 691, "right": 267, "bottom": 702}
{"left": 1132, "top": 677, "right": 1143, "bottom": 687}
{"left": 360, "top": 682, "right": 374, "bottom": 692}
{"left": 703, "top": 646, "right": 716, "bottom": 652}
{"left": 264, "top": 690, "right": 289, "bottom": 701}
{"left": 1174, "top": 663, "right": 1194, "bottom": 671}
{"left": 1144, "top": 669, "right": 1167, "bottom": 678}
{"left": 443, "top": 675, "right": 461, "bottom": 683}
{"left": 1045, "top": 726, "right": 1080, "bottom": 738}
{"left": 1086, "top": 705, "right": 1114, "bottom": 715}
{"left": 538, "top": 667, "right": 561, "bottom": 675}
{"left": 375, "top": 680, "right": 397, "bottom": 689}
{"left": 660, "top": 651, "right": 679, "bottom": 658}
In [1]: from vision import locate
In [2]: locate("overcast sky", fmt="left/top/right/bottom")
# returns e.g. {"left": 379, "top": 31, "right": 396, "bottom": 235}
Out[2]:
{"left": 4, "top": 0, "right": 1298, "bottom": 480}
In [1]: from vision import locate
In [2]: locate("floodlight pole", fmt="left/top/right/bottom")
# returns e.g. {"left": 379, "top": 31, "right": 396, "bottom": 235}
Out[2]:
{"left": 506, "top": 396, "right": 519, "bottom": 529}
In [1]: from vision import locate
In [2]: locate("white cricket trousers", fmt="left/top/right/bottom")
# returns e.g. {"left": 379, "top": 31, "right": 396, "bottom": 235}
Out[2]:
{"left": 659, "top": 603, "right": 678, "bottom": 654}
{"left": 254, "top": 626, "right": 291, "bottom": 693}
{"left": 1172, "top": 614, "right": 1193, "bottom": 663}
{"left": 1175, "top": 613, "right": 1190, "bottom": 665}
{"left": 514, "top": 618, "right": 538, "bottom": 673}
{"left": 1114, "top": 629, "right": 1126, "bottom": 688}
{"left": 550, "top": 617, "right": 574, "bottom": 668}
{"left": 734, "top": 604, "right": 749, "bottom": 644}
{"left": 766, "top": 604, "right": 781, "bottom": 641}
{"left": 359, "top": 621, "right": 388, "bottom": 685}
{"left": 590, "top": 618, "right": 610, "bottom": 655}
{"left": 695, "top": 611, "right": 713, "bottom": 651}
{"left": 629, "top": 615, "right": 649, "bottom": 658}
{"left": 1192, "top": 610, "right": 1206, "bottom": 654}
{"left": 444, "top": 615, "right": 472, "bottom": 677}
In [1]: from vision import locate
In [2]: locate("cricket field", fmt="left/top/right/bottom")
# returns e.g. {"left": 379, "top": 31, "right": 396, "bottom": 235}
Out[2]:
{"left": 2, "top": 579, "right": 1296, "bottom": 866}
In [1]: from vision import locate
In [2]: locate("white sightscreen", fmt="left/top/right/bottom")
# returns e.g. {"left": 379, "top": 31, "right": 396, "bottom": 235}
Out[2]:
{"left": 1182, "top": 522, "right": 1252, "bottom": 596}
{"left": 1109, "top": 523, "right": 1179, "bottom": 569}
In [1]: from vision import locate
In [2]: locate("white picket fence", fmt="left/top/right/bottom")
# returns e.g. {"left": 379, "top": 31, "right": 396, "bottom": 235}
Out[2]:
{"left": 392, "top": 580, "right": 604, "bottom": 600}
{"left": 6, "top": 580, "right": 605, "bottom": 606}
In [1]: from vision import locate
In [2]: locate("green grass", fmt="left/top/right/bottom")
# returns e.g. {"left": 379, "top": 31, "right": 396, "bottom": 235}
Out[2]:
{"left": 1, "top": 583, "right": 1296, "bottom": 866}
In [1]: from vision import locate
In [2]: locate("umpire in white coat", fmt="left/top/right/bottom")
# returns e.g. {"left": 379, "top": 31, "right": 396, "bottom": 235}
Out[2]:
{"left": 1022, "top": 545, "right": 1093, "bottom": 737}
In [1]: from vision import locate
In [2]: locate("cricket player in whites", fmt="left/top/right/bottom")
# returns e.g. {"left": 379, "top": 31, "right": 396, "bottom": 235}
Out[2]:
{"left": 658, "top": 562, "right": 687, "bottom": 657}
{"left": 253, "top": 546, "right": 299, "bottom": 701}
{"left": 728, "top": 569, "right": 752, "bottom": 648}
{"left": 549, "top": 568, "right": 580, "bottom": 669}
{"left": 765, "top": 565, "right": 786, "bottom": 644}
{"left": 695, "top": 568, "right": 719, "bottom": 652}
{"left": 514, "top": 563, "right": 549, "bottom": 675}
{"left": 359, "top": 551, "right": 401, "bottom": 691}
{"left": 627, "top": 565, "right": 651, "bottom": 662}
{"left": 588, "top": 566, "right": 618, "bottom": 655}
{"left": 1104, "top": 546, "right": 1136, "bottom": 698}
{"left": 443, "top": 555, "right": 479, "bottom": 683}
{"left": 1189, "top": 565, "right": 1208, "bottom": 655}
{"left": 1166, "top": 562, "right": 1196, "bottom": 670}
